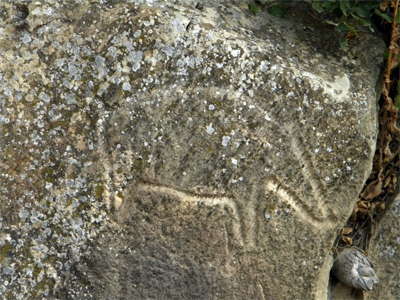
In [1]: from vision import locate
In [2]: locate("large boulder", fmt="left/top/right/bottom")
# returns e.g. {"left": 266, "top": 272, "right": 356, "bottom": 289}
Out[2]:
{"left": 0, "top": 1, "right": 384, "bottom": 299}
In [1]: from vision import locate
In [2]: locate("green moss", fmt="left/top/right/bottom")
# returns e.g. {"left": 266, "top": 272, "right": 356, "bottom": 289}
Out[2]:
{"left": 77, "top": 201, "right": 91, "bottom": 212}
{"left": 0, "top": 243, "right": 12, "bottom": 263}
{"left": 48, "top": 119, "right": 70, "bottom": 130}
{"left": 32, "top": 265, "right": 42, "bottom": 279}
{"left": 66, "top": 198, "right": 74, "bottom": 207}
{"left": 40, "top": 167, "right": 55, "bottom": 183}
{"left": 95, "top": 184, "right": 105, "bottom": 199}
{"left": 264, "top": 201, "right": 277, "bottom": 212}
{"left": 5, "top": 291, "right": 13, "bottom": 300}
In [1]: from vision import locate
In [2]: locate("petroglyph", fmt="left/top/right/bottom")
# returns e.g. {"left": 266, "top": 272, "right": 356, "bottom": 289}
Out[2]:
{"left": 134, "top": 181, "right": 270, "bottom": 249}
{"left": 242, "top": 184, "right": 260, "bottom": 248}
{"left": 137, "top": 182, "right": 246, "bottom": 247}
{"left": 264, "top": 125, "right": 337, "bottom": 231}
{"left": 237, "top": 105, "right": 337, "bottom": 230}
{"left": 257, "top": 282, "right": 267, "bottom": 300}
{"left": 265, "top": 177, "right": 329, "bottom": 229}
{"left": 95, "top": 109, "right": 114, "bottom": 209}
{"left": 222, "top": 110, "right": 337, "bottom": 232}
{"left": 98, "top": 92, "right": 339, "bottom": 249}
{"left": 288, "top": 125, "right": 328, "bottom": 209}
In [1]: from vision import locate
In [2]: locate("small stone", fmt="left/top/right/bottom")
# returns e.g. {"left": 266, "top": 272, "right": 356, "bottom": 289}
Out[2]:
{"left": 332, "top": 248, "right": 379, "bottom": 291}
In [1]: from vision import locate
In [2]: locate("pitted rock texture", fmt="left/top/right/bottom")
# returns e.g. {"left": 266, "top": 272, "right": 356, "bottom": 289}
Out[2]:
{"left": 0, "top": 1, "right": 384, "bottom": 299}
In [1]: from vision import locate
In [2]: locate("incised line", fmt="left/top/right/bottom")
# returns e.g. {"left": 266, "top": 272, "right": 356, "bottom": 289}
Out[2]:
{"left": 137, "top": 182, "right": 245, "bottom": 246}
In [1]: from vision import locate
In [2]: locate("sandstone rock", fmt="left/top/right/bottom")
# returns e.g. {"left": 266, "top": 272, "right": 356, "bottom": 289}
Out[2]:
{"left": 0, "top": 1, "right": 384, "bottom": 299}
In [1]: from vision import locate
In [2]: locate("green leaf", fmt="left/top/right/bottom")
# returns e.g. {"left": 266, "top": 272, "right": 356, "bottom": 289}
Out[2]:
{"left": 311, "top": 2, "right": 324, "bottom": 13}
{"left": 374, "top": 9, "right": 392, "bottom": 23}
{"left": 325, "top": 20, "right": 339, "bottom": 26}
{"left": 359, "top": 17, "right": 372, "bottom": 28}
{"left": 337, "top": 22, "right": 350, "bottom": 33}
{"left": 267, "top": 5, "right": 287, "bottom": 18}
{"left": 311, "top": 1, "right": 337, "bottom": 14}
{"left": 339, "top": 38, "right": 348, "bottom": 50}
{"left": 339, "top": 0, "right": 351, "bottom": 16}
{"left": 248, "top": 3, "right": 261, "bottom": 15}
{"left": 352, "top": 6, "right": 371, "bottom": 18}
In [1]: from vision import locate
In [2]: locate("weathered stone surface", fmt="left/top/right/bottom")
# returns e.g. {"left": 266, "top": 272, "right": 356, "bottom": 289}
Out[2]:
{"left": 366, "top": 195, "right": 400, "bottom": 300}
{"left": 0, "top": 1, "right": 384, "bottom": 299}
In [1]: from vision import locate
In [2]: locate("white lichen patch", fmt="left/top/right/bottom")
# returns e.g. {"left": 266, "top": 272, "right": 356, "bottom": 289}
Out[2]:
{"left": 221, "top": 136, "right": 231, "bottom": 147}
{"left": 206, "top": 123, "right": 215, "bottom": 135}
{"left": 292, "top": 69, "right": 351, "bottom": 103}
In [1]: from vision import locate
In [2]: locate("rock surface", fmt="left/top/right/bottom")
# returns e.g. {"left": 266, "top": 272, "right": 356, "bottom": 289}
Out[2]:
{"left": 366, "top": 195, "right": 400, "bottom": 300}
{"left": 0, "top": 0, "right": 385, "bottom": 299}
